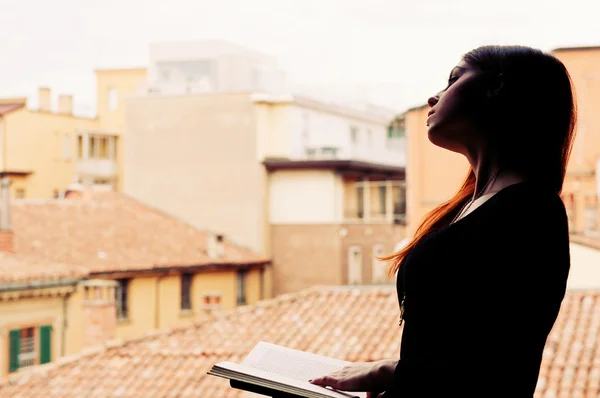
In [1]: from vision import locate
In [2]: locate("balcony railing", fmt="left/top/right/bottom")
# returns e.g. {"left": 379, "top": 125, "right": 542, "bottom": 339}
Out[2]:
{"left": 75, "top": 159, "right": 118, "bottom": 179}
{"left": 301, "top": 143, "right": 405, "bottom": 166}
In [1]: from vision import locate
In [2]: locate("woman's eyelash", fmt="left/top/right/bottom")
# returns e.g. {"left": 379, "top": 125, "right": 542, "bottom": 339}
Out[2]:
{"left": 448, "top": 76, "right": 459, "bottom": 84}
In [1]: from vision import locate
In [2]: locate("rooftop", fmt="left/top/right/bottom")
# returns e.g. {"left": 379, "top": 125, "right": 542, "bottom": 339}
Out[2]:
{"left": 1, "top": 286, "right": 598, "bottom": 397}
{"left": 10, "top": 192, "right": 267, "bottom": 276}
{"left": 0, "top": 103, "right": 25, "bottom": 116}
{"left": 0, "top": 252, "right": 87, "bottom": 286}
{"left": 263, "top": 158, "right": 405, "bottom": 178}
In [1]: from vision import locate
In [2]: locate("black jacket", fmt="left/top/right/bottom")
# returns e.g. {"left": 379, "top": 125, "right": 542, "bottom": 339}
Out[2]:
{"left": 383, "top": 181, "right": 570, "bottom": 397}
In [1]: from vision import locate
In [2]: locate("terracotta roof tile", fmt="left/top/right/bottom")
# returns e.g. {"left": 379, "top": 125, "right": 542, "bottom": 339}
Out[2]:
{"left": 2, "top": 287, "right": 599, "bottom": 397}
{"left": 0, "top": 252, "right": 87, "bottom": 285}
{"left": 11, "top": 193, "right": 267, "bottom": 274}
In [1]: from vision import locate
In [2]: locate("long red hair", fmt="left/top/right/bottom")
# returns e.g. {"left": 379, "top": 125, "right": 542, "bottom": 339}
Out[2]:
{"left": 383, "top": 45, "right": 577, "bottom": 277}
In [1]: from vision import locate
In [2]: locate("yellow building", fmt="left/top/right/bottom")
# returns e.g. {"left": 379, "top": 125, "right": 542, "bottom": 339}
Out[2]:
{"left": 0, "top": 91, "right": 99, "bottom": 199}
{"left": 0, "top": 67, "right": 147, "bottom": 199}
{"left": 0, "top": 182, "right": 269, "bottom": 379}
{"left": 93, "top": 68, "right": 147, "bottom": 192}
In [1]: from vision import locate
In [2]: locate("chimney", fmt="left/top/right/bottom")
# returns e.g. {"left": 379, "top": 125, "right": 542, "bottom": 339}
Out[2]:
{"left": 0, "top": 178, "right": 13, "bottom": 253}
{"left": 38, "top": 87, "right": 51, "bottom": 112}
{"left": 81, "top": 279, "right": 117, "bottom": 348}
{"left": 207, "top": 233, "right": 225, "bottom": 259}
{"left": 58, "top": 95, "right": 73, "bottom": 115}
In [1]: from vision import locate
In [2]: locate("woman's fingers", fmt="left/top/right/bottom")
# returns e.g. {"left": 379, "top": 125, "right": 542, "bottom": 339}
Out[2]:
{"left": 309, "top": 375, "right": 341, "bottom": 390}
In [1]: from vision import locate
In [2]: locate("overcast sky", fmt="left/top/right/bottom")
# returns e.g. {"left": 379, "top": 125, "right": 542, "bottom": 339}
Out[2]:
{"left": 0, "top": 0, "right": 599, "bottom": 116}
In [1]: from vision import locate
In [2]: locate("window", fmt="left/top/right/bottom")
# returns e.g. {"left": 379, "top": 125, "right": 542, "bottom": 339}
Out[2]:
{"left": 202, "top": 293, "right": 222, "bottom": 314}
{"left": 15, "top": 188, "right": 25, "bottom": 199}
{"left": 260, "top": 267, "right": 265, "bottom": 300}
{"left": 387, "top": 124, "right": 405, "bottom": 139}
{"left": 87, "top": 135, "right": 116, "bottom": 160}
{"left": 63, "top": 134, "right": 71, "bottom": 160}
{"left": 181, "top": 273, "right": 193, "bottom": 311}
{"left": 115, "top": 279, "right": 130, "bottom": 320}
{"left": 393, "top": 183, "right": 407, "bottom": 224}
{"left": 89, "top": 136, "right": 96, "bottom": 158}
{"left": 77, "top": 135, "right": 83, "bottom": 159}
{"left": 378, "top": 185, "right": 387, "bottom": 216}
{"left": 9, "top": 325, "right": 52, "bottom": 373}
{"left": 356, "top": 185, "right": 364, "bottom": 219}
{"left": 348, "top": 246, "right": 363, "bottom": 284}
{"left": 350, "top": 126, "right": 359, "bottom": 143}
{"left": 372, "top": 244, "right": 388, "bottom": 284}
{"left": 108, "top": 88, "right": 118, "bottom": 111}
{"left": 99, "top": 137, "right": 108, "bottom": 159}
{"left": 236, "top": 270, "right": 247, "bottom": 305}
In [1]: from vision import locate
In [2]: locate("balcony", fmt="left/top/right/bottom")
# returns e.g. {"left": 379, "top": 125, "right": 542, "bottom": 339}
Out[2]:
{"left": 301, "top": 139, "right": 405, "bottom": 167}
{"left": 76, "top": 159, "right": 118, "bottom": 179}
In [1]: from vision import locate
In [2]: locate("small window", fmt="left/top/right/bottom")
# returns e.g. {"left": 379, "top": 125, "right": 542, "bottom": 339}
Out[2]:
{"left": 236, "top": 270, "right": 247, "bottom": 305}
{"left": 348, "top": 245, "right": 363, "bottom": 284}
{"left": 63, "top": 134, "right": 71, "bottom": 160}
{"left": 89, "top": 136, "right": 96, "bottom": 159}
{"left": 15, "top": 188, "right": 25, "bottom": 199}
{"left": 99, "top": 137, "right": 108, "bottom": 159}
{"left": 77, "top": 135, "right": 83, "bottom": 159}
{"left": 9, "top": 326, "right": 51, "bottom": 373}
{"left": 356, "top": 185, "right": 364, "bottom": 219}
{"left": 115, "top": 279, "right": 130, "bottom": 320}
{"left": 350, "top": 126, "right": 359, "bottom": 143}
{"left": 112, "top": 137, "right": 118, "bottom": 160}
{"left": 378, "top": 185, "right": 387, "bottom": 216}
{"left": 108, "top": 88, "right": 118, "bottom": 111}
{"left": 181, "top": 273, "right": 193, "bottom": 311}
{"left": 260, "top": 267, "right": 265, "bottom": 300}
{"left": 18, "top": 328, "right": 35, "bottom": 369}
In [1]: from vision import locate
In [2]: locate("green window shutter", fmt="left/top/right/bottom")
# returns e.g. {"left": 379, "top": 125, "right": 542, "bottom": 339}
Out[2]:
{"left": 9, "top": 329, "right": 20, "bottom": 372}
{"left": 39, "top": 325, "right": 52, "bottom": 365}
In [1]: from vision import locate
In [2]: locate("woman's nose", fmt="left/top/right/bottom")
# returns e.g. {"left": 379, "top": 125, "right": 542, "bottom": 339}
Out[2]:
{"left": 427, "top": 95, "right": 439, "bottom": 108}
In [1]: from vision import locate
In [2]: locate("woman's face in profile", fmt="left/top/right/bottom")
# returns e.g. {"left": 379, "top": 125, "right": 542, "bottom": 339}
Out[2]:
{"left": 426, "top": 60, "right": 486, "bottom": 154}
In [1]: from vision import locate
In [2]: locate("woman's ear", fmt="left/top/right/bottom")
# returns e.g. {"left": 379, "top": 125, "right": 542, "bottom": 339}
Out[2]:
{"left": 486, "top": 73, "right": 504, "bottom": 98}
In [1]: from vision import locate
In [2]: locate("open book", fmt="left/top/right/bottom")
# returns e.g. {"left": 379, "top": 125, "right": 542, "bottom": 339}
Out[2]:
{"left": 208, "top": 341, "right": 367, "bottom": 398}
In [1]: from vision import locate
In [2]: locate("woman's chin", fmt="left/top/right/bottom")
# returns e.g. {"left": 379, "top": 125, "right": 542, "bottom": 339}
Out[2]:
{"left": 427, "top": 127, "right": 455, "bottom": 150}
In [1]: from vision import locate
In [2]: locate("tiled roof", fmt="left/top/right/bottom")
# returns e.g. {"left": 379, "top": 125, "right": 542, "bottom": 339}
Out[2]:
{"left": 1, "top": 287, "right": 598, "bottom": 397}
{"left": 0, "top": 103, "right": 25, "bottom": 116}
{"left": 570, "top": 234, "right": 600, "bottom": 251}
{"left": 0, "top": 252, "right": 87, "bottom": 285}
{"left": 11, "top": 192, "right": 267, "bottom": 275}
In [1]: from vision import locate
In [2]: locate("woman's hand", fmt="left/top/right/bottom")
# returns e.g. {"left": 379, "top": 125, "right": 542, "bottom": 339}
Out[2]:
{"left": 309, "top": 359, "right": 397, "bottom": 398}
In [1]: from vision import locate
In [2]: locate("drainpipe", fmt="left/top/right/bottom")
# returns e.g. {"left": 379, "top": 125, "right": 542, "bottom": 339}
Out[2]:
{"left": 61, "top": 293, "right": 71, "bottom": 357}
{"left": 1, "top": 177, "right": 11, "bottom": 230}
{"left": 154, "top": 276, "right": 163, "bottom": 329}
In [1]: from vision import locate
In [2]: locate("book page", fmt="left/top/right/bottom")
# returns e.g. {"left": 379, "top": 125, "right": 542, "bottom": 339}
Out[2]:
{"left": 213, "top": 361, "right": 364, "bottom": 398}
{"left": 243, "top": 342, "right": 351, "bottom": 382}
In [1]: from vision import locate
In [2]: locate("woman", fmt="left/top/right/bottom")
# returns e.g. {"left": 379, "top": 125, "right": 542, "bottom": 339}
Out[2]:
{"left": 310, "top": 45, "right": 576, "bottom": 397}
